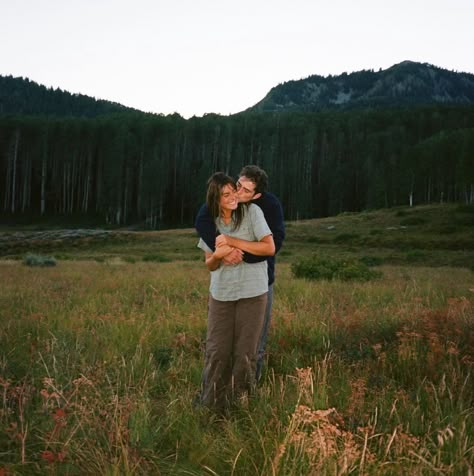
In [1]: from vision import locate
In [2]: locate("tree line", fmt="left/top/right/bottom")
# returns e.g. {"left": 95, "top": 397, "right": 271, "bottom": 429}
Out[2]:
{"left": 1, "top": 105, "right": 473, "bottom": 228}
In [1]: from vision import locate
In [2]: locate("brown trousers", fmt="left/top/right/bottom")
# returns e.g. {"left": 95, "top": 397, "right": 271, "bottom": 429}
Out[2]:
{"left": 201, "top": 293, "right": 267, "bottom": 410}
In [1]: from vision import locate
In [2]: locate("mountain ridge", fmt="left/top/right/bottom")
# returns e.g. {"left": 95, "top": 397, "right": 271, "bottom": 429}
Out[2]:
{"left": 2, "top": 60, "right": 474, "bottom": 117}
{"left": 246, "top": 60, "right": 474, "bottom": 113}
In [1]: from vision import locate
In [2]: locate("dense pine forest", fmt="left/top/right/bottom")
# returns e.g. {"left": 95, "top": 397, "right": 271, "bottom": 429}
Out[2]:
{"left": 1, "top": 105, "right": 474, "bottom": 228}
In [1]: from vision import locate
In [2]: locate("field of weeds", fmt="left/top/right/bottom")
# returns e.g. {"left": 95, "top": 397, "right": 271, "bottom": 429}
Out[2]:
{"left": 0, "top": 204, "right": 473, "bottom": 475}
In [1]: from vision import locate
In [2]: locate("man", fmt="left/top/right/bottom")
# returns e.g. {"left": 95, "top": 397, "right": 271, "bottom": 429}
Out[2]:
{"left": 195, "top": 165, "right": 285, "bottom": 381}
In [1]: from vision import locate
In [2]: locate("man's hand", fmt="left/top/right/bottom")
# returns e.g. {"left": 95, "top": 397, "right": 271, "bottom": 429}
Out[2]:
{"left": 222, "top": 248, "right": 243, "bottom": 266}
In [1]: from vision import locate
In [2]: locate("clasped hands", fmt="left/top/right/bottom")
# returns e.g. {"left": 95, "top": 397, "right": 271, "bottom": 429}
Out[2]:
{"left": 214, "top": 234, "right": 243, "bottom": 265}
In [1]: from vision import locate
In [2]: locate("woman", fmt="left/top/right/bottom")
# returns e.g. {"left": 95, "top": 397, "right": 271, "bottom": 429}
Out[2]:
{"left": 197, "top": 172, "right": 275, "bottom": 411}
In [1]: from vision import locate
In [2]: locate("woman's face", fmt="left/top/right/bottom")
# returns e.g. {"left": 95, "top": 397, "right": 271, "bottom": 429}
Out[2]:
{"left": 219, "top": 184, "right": 238, "bottom": 213}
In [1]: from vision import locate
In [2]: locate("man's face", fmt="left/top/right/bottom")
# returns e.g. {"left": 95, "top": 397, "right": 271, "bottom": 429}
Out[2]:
{"left": 236, "top": 175, "right": 261, "bottom": 203}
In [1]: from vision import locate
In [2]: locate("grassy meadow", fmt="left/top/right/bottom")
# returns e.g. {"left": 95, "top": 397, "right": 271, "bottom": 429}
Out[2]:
{"left": 0, "top": 203, "right": 473, "bottom": 475}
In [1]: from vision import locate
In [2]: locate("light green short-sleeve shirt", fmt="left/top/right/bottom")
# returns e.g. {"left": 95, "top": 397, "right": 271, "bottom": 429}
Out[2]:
{"left": 198, "top": 203, "right": 271, "bottom": 301}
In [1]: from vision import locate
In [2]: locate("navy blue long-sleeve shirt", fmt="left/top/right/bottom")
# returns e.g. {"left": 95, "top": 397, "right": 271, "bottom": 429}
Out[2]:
{"left": 194, "top": 192, "right": 285, "bottom": 285}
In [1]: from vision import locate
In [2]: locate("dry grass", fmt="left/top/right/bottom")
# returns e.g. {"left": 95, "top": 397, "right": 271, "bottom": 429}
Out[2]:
{"left": 1, "top": 258, "right": 473, "bottom": 474}
{"left": 1, "top": 203, "right": 473, "bottom": 474}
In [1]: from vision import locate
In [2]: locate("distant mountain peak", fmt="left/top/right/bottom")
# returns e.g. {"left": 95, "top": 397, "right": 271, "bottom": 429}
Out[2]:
{"left": 246, "top": 61, "right": 474, "bottom": 113}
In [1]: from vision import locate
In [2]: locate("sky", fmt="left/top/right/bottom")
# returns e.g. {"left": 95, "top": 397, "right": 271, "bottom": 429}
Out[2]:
{"left": 2, "top": 0, "right": 473, "bottom": 119}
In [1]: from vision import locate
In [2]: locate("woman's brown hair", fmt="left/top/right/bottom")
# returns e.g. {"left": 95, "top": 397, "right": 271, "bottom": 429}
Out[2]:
{"left": 206, "top": 172, "right": 244, "bottom": 231}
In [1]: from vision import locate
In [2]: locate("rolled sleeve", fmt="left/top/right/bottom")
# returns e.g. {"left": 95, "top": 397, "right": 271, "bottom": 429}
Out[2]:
{"left": 197, "top": 238, "right": 213, "bottom": 254}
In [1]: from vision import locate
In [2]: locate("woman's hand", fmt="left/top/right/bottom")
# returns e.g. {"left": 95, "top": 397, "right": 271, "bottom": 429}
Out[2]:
{"left": 204, "top": 244, "right": 235, "bottom": 271}
{"left": 213, "top": 244, "right": 234, "bottom": 260}
{"left": 216, "top": 234, "right": 234, "bottom": 248}
{"left": 222, "top": 248, "right": 244, "bottom": 265}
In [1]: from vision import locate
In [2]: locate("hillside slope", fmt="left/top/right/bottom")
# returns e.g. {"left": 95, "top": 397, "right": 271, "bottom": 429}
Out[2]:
{"left": 0, "top": 75, "right": 138, "bottom": 117}
{"left": 247, "top": 61, "right": 474, "bottom": 112}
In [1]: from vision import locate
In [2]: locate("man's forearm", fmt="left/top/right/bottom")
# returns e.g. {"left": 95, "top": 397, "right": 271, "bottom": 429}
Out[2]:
{"left": 243, "top": 252, "right": 267, "bottom": 263}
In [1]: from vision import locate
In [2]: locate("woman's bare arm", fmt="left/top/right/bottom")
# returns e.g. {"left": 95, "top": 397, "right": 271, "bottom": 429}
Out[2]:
{"left": 204, "top": 244, "right": 234, "bottom": 271}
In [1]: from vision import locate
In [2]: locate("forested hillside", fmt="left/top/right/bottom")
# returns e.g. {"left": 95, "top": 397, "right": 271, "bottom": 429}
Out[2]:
{"left": 0, "top": 75, "right": 136, "bottom": 117}
{"left": 1, "top": 106, "right": 473, "bottom": 227}
{"left": 249, "top": 61, "right": 474, "bottom": 112}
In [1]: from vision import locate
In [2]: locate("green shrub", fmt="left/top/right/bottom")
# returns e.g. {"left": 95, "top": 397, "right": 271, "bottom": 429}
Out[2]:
{"left": 359, "top": 255, "right": 384, "bottom": 267}
{"left": 438, "top": 225, "right": 457, "bottom": 234}
{"left": 333, "top": 232, "right": 359, "bottom": 243}
{"left": 23, "top": 253, "right": 57, "bottom": 267}
{"left": 395, "top": 209, "right": 408, "bottom": 217}
{"left": 291, "top": 254, "right": 381, "bottom": 282}
{"left": 456, "top": 204, "right": 474, "bottom": 214}
{"left": 455, "top": 215, "right": 474, "bottom": 226}
{"left": 406, "top": 250, "right": 426, "bottom": 262}
{"left": 123, "top": 256, "right": 137, "bottom": 263}
{"left": 399, "top": 216, "right": 427, "bottom": 226}
{"left": 54, "top": 253, "right": 72, "bottom": 260}
{"left": 142, "top": 254, "right": 172, "bottom": 262}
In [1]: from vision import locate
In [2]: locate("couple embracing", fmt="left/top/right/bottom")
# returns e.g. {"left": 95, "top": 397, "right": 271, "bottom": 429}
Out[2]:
{"left": 195, "top": 165, "right": 285, "bottom": 412}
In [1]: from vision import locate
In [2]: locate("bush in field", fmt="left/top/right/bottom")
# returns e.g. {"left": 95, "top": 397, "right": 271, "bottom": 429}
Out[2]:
{"left": 359, "top": 255, "right": 385, "bottom": 267}
{"left": 23, "top": 253, "right": 57, "bottom": 267}
{"left": 438, "top": 225, "right": 457, "bottom": 234}
{"left": 399, "top": 216, "right": 427, "bottom": 226}
{"left": 456, "top": 204, "right": 474, "bottom": 214}
{"left": 406, "top": 249, "right": 426, "bottom": 262}
{"left": 291, "top": 254, "right": 381, "bottom": 281}
{"left": 142, "top": 254, "right": 171, "bottom": 262}
{"left": 333, "top": 232, "right": 359, "bottom": 243}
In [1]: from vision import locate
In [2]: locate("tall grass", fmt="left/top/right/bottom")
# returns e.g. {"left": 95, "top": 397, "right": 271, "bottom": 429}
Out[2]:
{"left": 1, "top": 257, "right": 473, "bottom": 474}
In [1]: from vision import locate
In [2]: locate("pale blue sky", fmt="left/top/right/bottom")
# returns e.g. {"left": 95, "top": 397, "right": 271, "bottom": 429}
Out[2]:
{"left": 2, "top": 0, "right": 473, "bottom": 118}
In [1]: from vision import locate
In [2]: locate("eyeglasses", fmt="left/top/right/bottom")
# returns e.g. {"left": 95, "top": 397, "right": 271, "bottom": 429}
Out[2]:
{"left": 236, "top": 180, "right": 256, "bottom": 195}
